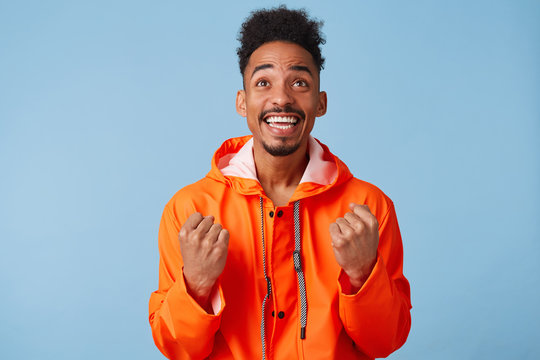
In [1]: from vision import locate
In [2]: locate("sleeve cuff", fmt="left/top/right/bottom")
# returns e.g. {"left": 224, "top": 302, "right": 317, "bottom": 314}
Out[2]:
{"left": 337, "top": 255, "right": 394, "bottom": 332}
{"left": 175, "top": 270, "right": 225, "bottom": 317}
{"left": 155, "top": 272, "right": 225, "bottom": 355}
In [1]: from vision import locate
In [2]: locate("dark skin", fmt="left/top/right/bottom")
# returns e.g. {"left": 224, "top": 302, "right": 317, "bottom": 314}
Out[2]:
{"left": 179, "top": 41, "right": 379, "bottom": 310}
{"left": 179, "top": 213, "right": 229, "bottom": 311}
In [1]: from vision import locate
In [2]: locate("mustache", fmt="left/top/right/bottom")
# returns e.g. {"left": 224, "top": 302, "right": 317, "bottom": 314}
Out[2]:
{"left": 259, "top": 106, "right": 306, "bottom": 122}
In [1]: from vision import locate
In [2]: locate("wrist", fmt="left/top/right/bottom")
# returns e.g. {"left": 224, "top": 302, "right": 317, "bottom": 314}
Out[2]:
{"left": 346, "top": 258, "right": 376, "bottom": 289}
{"left": 183, "top": 271, "right": 214, "bottom": 312}
{"left": 349, "top": 276, "right": 367, "bottom": 289}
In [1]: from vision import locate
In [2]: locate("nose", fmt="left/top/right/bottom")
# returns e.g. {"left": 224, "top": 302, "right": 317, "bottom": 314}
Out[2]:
{"left": 270, "top": 82, "right": 293, "bottom": 107}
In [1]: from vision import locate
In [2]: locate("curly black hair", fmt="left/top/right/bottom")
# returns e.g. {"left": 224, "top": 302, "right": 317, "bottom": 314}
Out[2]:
{"left": 237, "top": 5, "right": 325, "bottom": 76}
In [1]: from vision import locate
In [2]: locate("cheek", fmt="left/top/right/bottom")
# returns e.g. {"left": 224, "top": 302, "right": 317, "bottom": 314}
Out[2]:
{"left": 246, "top": 91, "right": 270, "bottom": 107}
{"left": 296, "top": 92, "right": 318, "bottom": 107}
{"left": 246, "top": 118, "right": 262, "bottom": 137}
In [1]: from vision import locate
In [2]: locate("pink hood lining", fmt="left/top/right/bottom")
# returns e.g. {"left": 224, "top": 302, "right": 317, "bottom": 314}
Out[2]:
{"left": 218, "top": 136, "right": 338, "bottom": 186}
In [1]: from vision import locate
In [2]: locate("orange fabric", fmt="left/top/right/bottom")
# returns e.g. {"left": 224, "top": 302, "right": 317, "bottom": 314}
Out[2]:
{"left": 149, "top": 136, "right": 411, "bottom": 359}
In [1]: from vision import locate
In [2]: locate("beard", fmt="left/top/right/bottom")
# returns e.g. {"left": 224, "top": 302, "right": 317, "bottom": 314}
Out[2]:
{"left": 258, "top": 105, "right": 306, "bottom": 157}
{"left": 262, "top": 138, "right": 302, "bottom": 157}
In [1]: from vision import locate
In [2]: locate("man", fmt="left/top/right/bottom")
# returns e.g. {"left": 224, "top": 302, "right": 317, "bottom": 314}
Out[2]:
{"left": 149, "top": 6, "right": 411, "bottom": 360}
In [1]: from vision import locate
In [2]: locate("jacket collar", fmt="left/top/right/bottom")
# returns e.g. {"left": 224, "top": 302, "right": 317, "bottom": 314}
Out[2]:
{"left": 207, "top": 136, "right": 353, "bottom": 203}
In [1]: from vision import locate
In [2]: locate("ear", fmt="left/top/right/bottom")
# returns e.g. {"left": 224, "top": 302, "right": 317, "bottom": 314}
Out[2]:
{"left": 316, "top": 91, "right": 327, "bottom": 117}
{"left": 236, "top": 90, "right": 247, "bottom": 117}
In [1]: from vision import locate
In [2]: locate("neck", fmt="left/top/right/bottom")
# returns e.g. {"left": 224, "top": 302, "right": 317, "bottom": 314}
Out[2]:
{"left": 253, "top": 142, "right": 309, "bottom": 207}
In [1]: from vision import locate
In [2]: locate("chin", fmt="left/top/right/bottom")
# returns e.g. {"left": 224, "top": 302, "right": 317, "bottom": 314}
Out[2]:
{"left": 262, "top": 140, "right": 301, "bottom": 157}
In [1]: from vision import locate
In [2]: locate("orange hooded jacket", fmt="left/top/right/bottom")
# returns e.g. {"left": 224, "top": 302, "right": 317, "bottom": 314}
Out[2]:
{"left": 149, "top": 136, "right": 411, "bottom": 359}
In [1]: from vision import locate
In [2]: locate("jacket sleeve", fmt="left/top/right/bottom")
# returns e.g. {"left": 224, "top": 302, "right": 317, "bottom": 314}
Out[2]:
{"left": 337, "top": 202, "right": 412, "bottom": 358}
{"left": 149, "top": 204, "right": 225, "bottom": 360}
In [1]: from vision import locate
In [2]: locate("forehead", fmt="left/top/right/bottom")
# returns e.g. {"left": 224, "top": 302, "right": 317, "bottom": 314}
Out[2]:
{"left": 246, "top": 41, "right": 317, "bottom": 74}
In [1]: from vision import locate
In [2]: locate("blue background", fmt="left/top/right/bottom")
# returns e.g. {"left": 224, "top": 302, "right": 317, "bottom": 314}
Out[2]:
{"left": 1, "top": 0, "right": 539, "bottom": 359}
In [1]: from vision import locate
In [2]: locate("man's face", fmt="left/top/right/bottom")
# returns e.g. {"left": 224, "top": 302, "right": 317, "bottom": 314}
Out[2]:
{"left": 236, "top": 41, "right": 327, "bottom": 157}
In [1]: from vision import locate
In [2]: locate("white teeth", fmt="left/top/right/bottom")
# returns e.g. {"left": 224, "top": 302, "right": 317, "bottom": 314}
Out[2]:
{"left": 266, "top": 116, "right": 298, "bottom": 129}
{"left": 265, "top": 116, "right": 298, "bottom": 129}
{"left": 268, "top": 123, "right": 294, "bottom": 129}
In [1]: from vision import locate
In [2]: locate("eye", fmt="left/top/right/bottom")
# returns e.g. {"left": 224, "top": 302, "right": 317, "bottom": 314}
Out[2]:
{"left": 256, "top": 79, "right": 269, "bottom": 87}
{"left": 293, "top": 79, "right": 308, "bottom": 87}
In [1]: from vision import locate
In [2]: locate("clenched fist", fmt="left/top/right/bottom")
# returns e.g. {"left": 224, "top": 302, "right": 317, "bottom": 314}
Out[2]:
{"left": 329, "top": 203, "right": 379, "bottom": 290}
{"left": 179, "top": 212, "right": 229, "bottom": 310}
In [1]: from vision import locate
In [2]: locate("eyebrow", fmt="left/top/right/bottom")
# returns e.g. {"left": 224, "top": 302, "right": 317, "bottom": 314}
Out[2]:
{"left": 250, "top": 64, "right": 313, "bottom": 79}
{"left": 290, "top": 65, "right": 312, "bottom": 75}
{"left": 251, "top": 64, "right": 273, "bottom": 78}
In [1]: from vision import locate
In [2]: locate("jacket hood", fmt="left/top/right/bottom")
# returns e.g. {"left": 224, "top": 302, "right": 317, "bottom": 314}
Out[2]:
{"left": 206, "top": 135, "right": 353, "bottom": 203}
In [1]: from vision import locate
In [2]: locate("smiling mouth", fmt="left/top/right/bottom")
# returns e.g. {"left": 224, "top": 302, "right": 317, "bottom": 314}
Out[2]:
{"left": 264, "top": 116, "right": 298, "bottom": 129}
{"left": 259, "top": 106, "right": 305, "bottom": 131}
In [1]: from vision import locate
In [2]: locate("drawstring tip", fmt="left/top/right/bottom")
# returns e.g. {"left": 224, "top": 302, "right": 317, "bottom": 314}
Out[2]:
{"left": 300, "top": 327, "right": 306, "bottom": 339}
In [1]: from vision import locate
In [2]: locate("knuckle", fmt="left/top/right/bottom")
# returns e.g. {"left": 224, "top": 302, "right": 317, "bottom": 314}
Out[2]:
{"left": 201, "top": 216, "right": 212, "bottom": 226}
{"left": 344, "top": 213, "right": 357, "bottom": 224}
{"left": 355, "top": 205, "right": 369, "bottom": 215}
{"left": 355, "top": 224, "right": 365, "bottom": 234}
{"left": 341, "top": 228, "right": 353, "bottom": 238}
{"left": 332, "top": 237, "right": 345, "bottom": 248}
{"left": 192, "top": 230, "right": 205, "bottom": 243}
{"left": 179, "top": 227, "right": 189, "bottom": 239}
{"left": 191, "top": 212, "right": 203, "bottom": 222}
